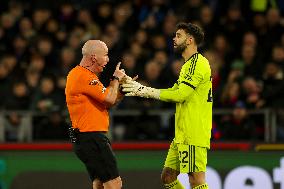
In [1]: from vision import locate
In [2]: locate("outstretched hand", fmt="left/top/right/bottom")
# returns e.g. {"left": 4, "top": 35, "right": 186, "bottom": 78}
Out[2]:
{"left": 121, "top": 80, "right": 143, "bottom": 96}
{"left": 121, "top": 80, "right": 160, "bottom": 99}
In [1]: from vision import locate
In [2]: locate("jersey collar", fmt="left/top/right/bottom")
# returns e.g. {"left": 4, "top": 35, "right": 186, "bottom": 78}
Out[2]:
{"left": 184, "top": 52, "right": 199, "bottom": 63}
{"left": 77, "top": 65, "right": 99, "bottom": 78}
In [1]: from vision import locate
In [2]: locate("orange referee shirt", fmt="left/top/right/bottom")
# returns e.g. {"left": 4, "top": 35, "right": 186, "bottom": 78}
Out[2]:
{"left": 65, "top": 65, "right": 110, "bottom": 132}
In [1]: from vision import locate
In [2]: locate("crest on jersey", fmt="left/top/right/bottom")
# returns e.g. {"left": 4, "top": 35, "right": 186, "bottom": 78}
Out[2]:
{"left": 89, "top": 79, "right": 99, "bottom": 85}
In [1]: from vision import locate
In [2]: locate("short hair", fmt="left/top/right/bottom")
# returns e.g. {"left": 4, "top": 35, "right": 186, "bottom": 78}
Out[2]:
{"left": 176, "top": 22, "right": 204, "bottom": 46}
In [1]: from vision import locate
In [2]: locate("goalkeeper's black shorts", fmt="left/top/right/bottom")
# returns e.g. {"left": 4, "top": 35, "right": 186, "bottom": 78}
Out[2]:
{"left": 73, "top": 132, "right": 119, "bottom": 183}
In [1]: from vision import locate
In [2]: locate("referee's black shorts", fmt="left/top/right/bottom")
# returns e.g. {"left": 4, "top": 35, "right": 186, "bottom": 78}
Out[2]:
{"left": 73, "top": 132, "right": 119, "bottom": 183}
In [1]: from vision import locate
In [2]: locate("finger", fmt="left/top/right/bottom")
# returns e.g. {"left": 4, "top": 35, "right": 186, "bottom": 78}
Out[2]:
{"left": 122, "top": 87, "right": 134, "bottom": 92}
{"left": 122, "top": 87, "right": 132, "bottom": 92}
{"left": 116, "top": 62, "right": 121, "bottom": 70}
{"left": 125, "top": 92, "right": 136, "bottom": 96}
{"left": 121, "top": 83, "right": 135, "bottom": 88}
{"left": 132, "top": 75, "right": 138, "bottom": 81}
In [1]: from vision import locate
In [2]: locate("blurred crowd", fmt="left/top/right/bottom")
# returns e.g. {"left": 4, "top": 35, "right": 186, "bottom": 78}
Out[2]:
{"left": 0, "top": 0, "right": 284, "bottom": 142}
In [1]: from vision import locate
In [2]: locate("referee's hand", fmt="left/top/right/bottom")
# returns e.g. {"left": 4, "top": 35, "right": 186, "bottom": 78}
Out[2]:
{"left": 113, "top": 62, "right": 126, "bottom": 81}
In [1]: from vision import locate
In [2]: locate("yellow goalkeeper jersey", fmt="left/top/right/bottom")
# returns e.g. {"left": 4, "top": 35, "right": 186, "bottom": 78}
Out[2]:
{"left": 160, "top": 53, "right": 212, "bottom": 148}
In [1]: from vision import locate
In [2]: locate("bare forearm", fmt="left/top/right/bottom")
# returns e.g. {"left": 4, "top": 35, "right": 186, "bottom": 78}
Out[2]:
{"left": 114, "top": 90, "right": 124, "bottom": 104}
{"left": 105, "top": 80, "right": 120, "bottom": 107}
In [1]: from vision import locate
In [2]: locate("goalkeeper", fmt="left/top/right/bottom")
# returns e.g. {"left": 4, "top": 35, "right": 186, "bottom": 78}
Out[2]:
{"left": 122, "top": 23, "right": 212, "bottom": 189}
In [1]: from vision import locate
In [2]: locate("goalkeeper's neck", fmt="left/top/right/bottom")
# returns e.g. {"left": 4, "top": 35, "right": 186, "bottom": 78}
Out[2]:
{"left": 182, "top": 45, "right": 198, "bottom": 62}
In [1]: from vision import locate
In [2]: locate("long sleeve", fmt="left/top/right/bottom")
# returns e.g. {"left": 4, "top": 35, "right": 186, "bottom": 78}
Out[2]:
{"left": 160, "top": 83, "right": 178, "bottom": 92}
{"left": 160, "top": 83, "right": 195, "bottom": 103}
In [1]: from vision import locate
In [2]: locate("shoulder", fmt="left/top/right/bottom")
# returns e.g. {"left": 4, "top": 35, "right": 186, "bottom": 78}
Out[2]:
{"left": 184, "top": 53, "right": 209, "bottom": 67}
{"left": 197, "top": 53, "right": 209, "bottom": 64}
{"left": 183, "top": 53, "right": 209, "bottom": 74}
{"left": 196, "top": 54, "right": 210, "bottom": 72}
{"left": 183, "top": 53, "right": 198, "bottom": 74}
{"left": 67, "top": 66, "right": 89, "bottom": 85}
{"left": 67, "top": 66, "right": 78, "bottom": 79}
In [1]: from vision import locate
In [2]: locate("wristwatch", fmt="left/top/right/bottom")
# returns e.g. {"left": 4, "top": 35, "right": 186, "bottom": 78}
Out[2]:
{"left": 111, "top": 75, "right": 119, "bottom": 81}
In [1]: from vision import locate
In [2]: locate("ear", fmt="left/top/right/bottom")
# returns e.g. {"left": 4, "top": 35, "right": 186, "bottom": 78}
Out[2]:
{"left": 187, "top": 36, "right": 193, "bottom": 45}
{"left": 91, "top": 54, "right": 97, "bottom": 62}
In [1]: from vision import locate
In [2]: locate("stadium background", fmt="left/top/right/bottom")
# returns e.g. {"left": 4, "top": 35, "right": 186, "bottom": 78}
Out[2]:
{"left": 0, "top": 0, "right": 284, "bottom": 188}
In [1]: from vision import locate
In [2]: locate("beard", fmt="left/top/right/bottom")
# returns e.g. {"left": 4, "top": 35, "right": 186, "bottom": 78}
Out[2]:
{"left": 174, "top": 41, "right": 187, "bottom": 54}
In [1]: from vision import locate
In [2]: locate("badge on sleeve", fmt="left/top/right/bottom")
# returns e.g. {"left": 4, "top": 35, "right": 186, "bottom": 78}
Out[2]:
{"left": 89, "top": 79, "right": 99, "bottom": 85}
{"left": 89, "top": 79, "right": 106, "bottom": 93}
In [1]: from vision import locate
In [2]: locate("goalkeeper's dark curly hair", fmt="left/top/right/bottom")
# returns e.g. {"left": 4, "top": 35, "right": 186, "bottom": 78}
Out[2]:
{"left": 176, "top": 22, "right": 204, "bottom": 46}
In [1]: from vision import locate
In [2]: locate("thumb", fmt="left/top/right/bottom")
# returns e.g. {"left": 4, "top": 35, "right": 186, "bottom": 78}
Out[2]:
{"left": 132, "top": 75, "right": 138, "bottom": 81}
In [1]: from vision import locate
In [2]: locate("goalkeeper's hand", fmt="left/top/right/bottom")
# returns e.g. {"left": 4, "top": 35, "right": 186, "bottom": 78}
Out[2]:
{"left": 121, "top": 80, "right": 160, "bottom": 99}
{"left": 118, "top": 75, "right": 138, "bottom": 94}
{"left": 119, "top": 75, "right": 137, "bottom": 85}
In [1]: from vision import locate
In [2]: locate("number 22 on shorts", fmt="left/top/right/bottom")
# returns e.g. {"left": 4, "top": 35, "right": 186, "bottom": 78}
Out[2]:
{"left": 178, "top": 144, "right": 189, "bottom": 173}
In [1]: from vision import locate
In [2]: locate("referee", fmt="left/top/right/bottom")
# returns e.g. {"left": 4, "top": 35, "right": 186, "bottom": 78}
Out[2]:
{"left": 65, "top": 40, "right": 125, "bottom": 189}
